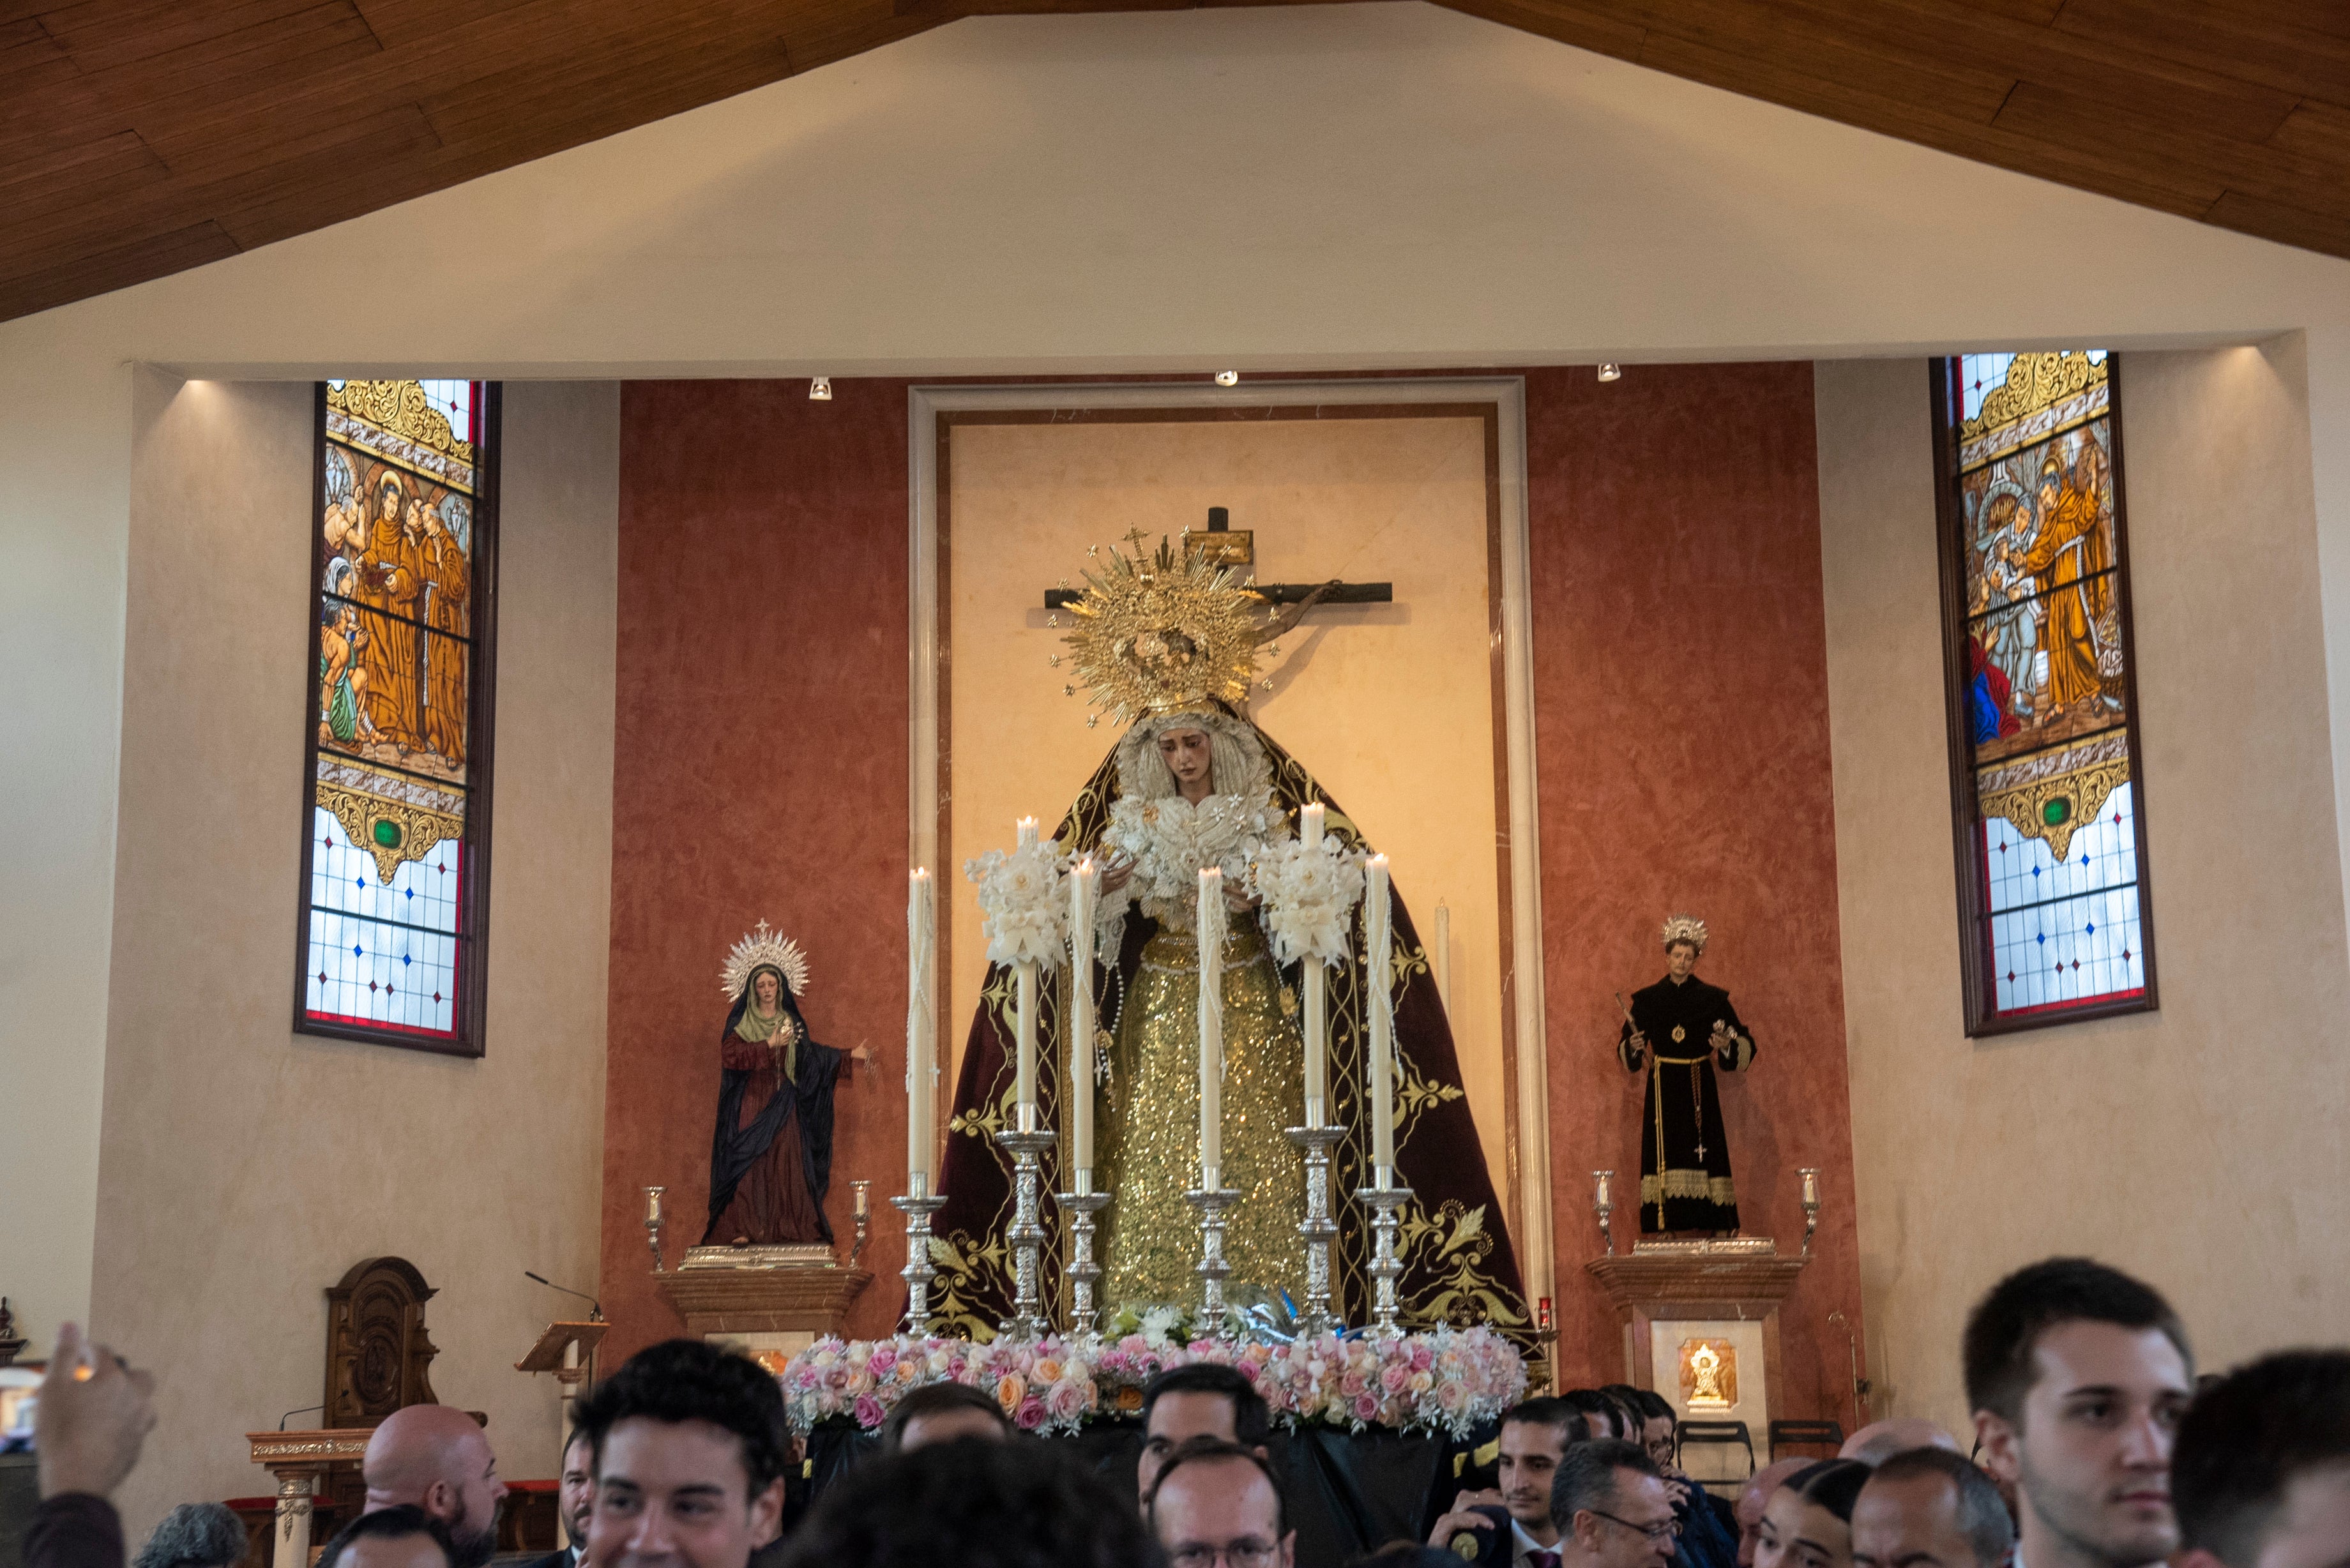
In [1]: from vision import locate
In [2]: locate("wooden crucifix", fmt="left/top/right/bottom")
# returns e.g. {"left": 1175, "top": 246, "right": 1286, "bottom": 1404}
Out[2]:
{"left": 1041, "top": 506, "right": 1394, "bottom": 610}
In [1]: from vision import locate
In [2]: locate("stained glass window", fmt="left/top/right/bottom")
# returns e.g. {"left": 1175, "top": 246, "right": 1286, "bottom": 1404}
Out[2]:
{"left": 296, "top": 379, "right": 499, "bottom": 1054}
{"left": 1933, "top": 352, "right": 2156, "bottom": 1033}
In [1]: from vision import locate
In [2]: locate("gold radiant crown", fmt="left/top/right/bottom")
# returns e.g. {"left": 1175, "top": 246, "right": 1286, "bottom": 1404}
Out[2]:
{"left": 1062, "top": 532, "right": 1264, "bottom": 725}
{"left": 1660, "top": 914, "right": 1709, "bottom": 953}
{"left": 720, "top": 920, "right": 811, "bottom": 1002}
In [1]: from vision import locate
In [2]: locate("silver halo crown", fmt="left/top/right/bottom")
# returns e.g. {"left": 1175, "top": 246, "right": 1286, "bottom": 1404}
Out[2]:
{"left": 720, "top": 919, "right": 812, "bottom": 1002}
{"left": 1660, "top": 914, "right": 1709, "bottom": 954}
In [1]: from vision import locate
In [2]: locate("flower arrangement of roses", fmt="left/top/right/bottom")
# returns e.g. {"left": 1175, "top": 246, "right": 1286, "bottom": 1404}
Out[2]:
{"left": 1247, "top": 834, "right": 1367, "bottom": 967}
{"left": 964, "top": 834, "right": 1070, "bottom": 970}
{"left": 778, "top": 1323, "right": 1523, "bottom": 1441}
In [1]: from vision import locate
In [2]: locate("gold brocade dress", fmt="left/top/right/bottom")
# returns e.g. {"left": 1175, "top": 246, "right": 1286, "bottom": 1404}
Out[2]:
{"left": 1095, "top": 906, "right": 1306, "bottom": 1309}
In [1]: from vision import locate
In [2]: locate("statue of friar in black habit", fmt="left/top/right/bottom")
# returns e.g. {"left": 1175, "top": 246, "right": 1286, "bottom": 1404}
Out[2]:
{"left": 1616, "top": 914, "right": 1757, "bottom": 1235}
{"left": 702, "top": 923, "right": 844, "bottom": 1248}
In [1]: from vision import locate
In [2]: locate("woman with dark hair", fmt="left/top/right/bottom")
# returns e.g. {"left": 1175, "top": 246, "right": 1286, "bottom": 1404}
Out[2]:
{"left": 1754, "top": 1461, "right": 1874, "bottom": 1568}
{"left": 702, "top": 928, "right": 842, "bottom": 1248}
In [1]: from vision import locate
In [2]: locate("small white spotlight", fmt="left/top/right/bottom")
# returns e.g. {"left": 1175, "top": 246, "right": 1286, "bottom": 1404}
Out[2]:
{"left": 1214, "top": 370, "right": 1239, "bottom": 387}
{"left": 809, "top": 377, "right": 833, "bottom": 401}
{"left": 1597, "top": 363, "right": 1621, "bottom": 382}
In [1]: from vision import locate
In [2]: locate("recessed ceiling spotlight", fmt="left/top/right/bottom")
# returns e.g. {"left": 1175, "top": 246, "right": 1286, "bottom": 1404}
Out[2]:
{"left": 1597, "top": 363, "right": 1622, "bottom": 382}
{"left": 1214, "top": 370, "right": 1239, "bottom": 387}
{"left": 809, "top": 377, "right": 833, "bottom": 401}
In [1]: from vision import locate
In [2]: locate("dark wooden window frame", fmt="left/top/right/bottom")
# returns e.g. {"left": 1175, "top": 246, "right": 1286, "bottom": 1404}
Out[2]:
{"left": 1930, "top": 354, "right": 2158, "bottom": 1037}
{"left": 292, "top": 381, "right": 502, "bottom": 1057}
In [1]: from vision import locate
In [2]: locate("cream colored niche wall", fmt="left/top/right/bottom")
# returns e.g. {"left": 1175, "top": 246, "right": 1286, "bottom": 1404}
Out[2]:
{"left": 89, "top": 375, "right": 619, "bottom": 1539}
{"left": 1817, "top": 343, "right": 2350, "bottom": 1433}
{"left": 939, "top": 409, "right": 1512, "bottom": 1193}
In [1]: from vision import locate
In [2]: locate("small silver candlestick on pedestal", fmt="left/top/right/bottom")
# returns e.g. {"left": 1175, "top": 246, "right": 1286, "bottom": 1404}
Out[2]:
{"left": 644, "top": 1186, "right": 667, "bottom": 1272}
{"left": 1185, "top": 1185, "right": 1241, "bottom": 1338}
{"left": 995, "top": 1108, "right": 1058, "bottom": 1340}
{"left": 891, "top": 1172, "right": 948, "bottom": 1337}
{"left": 1592, "top": 1170, "right": 1616, "bottom": 1256}
{"left": 847, "top": 1180, "right": 872, "bottom": 1269}
{"left": 1353, "top": 1166, "right": 1413, "bottom": 1336}
{"left": 1799, "top": 1166, "right": 1822, "bottom": 1255}
{"left": 1054, "top": 1168, "right": 1110, "bottom": 1343}
{"left": 1285, "top": 1124, "right": 1344, "bottom": 1336}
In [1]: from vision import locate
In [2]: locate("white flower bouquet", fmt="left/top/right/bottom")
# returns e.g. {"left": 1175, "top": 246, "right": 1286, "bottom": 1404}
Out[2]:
{"left": 1250, "top": 836, "right": 1367, "bottom": 966}
{"left": 965, "top": 835, "right": 1069, "bottom": 969}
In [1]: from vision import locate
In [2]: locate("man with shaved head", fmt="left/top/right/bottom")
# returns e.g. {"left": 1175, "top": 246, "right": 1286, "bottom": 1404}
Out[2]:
{"left": 362, "top": 1405, "right": 506, "bottom": 1568}
{"left": 1845, "top": 1421, "right": 1964, "bottom": 1468}
{"left": 1738, "top": 1459, "right": 1817, "bottom": 1568}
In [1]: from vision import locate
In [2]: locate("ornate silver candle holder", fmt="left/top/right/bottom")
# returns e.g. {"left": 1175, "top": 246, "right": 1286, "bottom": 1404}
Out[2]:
{"left": 891, "top": 1172, "right": 948, "bottom": 1337}
{"left": 1054, "top": 1170, "right": 1110, "bottom": 1343}
{"left": 1800, "top": 1166, "right": 1822, "bottom": 1255}
{"left": 1353, "top": 1166, "right": 1413, "bottom": 1336}
{"left": 1285, "top": 1123, "right": 1344, "bottom": 1337}
{"left": 1592, "top": 1169, "right": 1616, "bottom": 1256}
{"left": 995, "top": 1115, "right": 1058, "bottom": 1340}
{"left": 644, "top": 1186, "right": 667, "bottom": 1272}
{"left": 1185, "top": 1185, "right": 1241, "bottom": 1338}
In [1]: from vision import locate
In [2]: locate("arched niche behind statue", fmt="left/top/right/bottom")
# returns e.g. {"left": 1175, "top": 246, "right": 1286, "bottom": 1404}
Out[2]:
{"left": 324, "top": 1256, "right": 441, "bottom": 1427}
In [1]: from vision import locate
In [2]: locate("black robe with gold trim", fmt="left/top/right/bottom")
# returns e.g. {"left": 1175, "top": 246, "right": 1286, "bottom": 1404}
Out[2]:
{"left": 1617, "top": 974, "right": 1755, "bottom": 1233}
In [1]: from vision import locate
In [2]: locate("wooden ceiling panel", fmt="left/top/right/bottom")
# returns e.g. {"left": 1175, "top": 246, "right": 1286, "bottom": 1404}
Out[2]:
{"left": 4, "top": 0, "right": 2346, "bottom": 324}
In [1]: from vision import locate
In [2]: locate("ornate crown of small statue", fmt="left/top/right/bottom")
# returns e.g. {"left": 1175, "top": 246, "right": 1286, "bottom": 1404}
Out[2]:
{"left": 1660, "top": 914, "right": 1709, "bottom": 953}
{"left": 1063, "top": 532, "right": 1264, "bottom": 725}
{"left": 720, "top": 919, "right": 812, "bottom": 1002}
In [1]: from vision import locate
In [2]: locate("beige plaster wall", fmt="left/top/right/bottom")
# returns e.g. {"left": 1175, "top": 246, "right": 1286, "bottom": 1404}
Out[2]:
{"left": 943, "top": 414, "right": 1509, "bottom": 1184}
{"left": 1817, "top": 343, "right": 2350, "bottom": 1431}
{"left": 89, "top": 377, "right": 619, "bottom": 1537}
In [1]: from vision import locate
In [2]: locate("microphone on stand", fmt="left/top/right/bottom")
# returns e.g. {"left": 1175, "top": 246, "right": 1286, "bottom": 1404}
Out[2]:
{"left": 526, "top": 1270, "right": 605, "bottom": 1323}
{"left": 278, "top": 1403, "right": 325, "bottom": 1431}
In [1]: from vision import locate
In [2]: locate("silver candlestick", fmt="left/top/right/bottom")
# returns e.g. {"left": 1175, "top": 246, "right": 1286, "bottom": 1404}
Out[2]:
{"left": 1054, "top": 1168, "right": 1110, "bottom": 1343}
{"left": 995, "top": 1112, "right": 1058, "bottom": 1340}
{"left": 1354, "top": 1166, "right": 1413, "bottom": 1336}
{"left": 1185, "top": 1186, "right": 1241, "bottom": 1337}
{"left": 891, "top": 1171, "right": 947, "bottom": 1337}
{"left": 1285, "top": 1124, "right": 1344, "bottom": 1336}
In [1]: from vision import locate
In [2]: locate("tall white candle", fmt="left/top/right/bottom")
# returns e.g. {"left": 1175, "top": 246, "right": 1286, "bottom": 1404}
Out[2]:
{"left": 1298, "top": 803, "right": 1328, "bottom": 1127}
{"left": 1012, "top": 816, "right": 1041, "bottom": 1126}
{"left": 907, "top": 868, "right": 934, "bottom": 1186}
{"left": 1017, "top": 815, "right": 1038, "bottom": 849}
{"left": 1070, "top": 858, "right": 1098, "bottom": 1170}
{"left": 1434, "top": 900, "right": 1452, "bottom": 1018}
{"left": 1198, "top": 866, "right": 1225, "bottom": 1189}
{"left": 1366, "top": 854, "right": 1395, "bottom": 1172}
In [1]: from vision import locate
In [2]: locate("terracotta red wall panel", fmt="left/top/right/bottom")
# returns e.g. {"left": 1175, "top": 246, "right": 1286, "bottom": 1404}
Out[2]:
{"left": 1524, "top": 361, "right": 1863, "bottom": 1427}
{"left": 602, "top": 377, "right": 914, "bottom": 1361}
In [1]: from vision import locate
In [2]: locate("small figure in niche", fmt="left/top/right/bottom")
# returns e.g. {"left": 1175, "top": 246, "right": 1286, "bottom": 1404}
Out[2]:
{"left": 704, "top": 923, "right": 843, "bottom": 1247}
{"left": 1616, "top": 914, "right": 1757, "bottom": 1235}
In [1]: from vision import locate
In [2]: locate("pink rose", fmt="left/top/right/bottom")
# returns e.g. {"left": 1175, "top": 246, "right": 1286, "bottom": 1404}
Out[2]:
{"left": 1410, "top": 1343, "right": 1435, "bottom": 1370}
{"left": 1236, "top": 1360, "right": 1262, "bottom": 1384}
{"left": 868, "top": 1346, "right": 897, "bottom": 1376}
{"left": 1354, "top": 1393, "right": 1381, "bottom": 1422}
{"left": 1381, "top": 1364, "right": 1411, "bottom": 1393}
{"left": 853, "top": 1393, "right": 885, "bottom": 1428}
{"left": 1340, "top": 1370, "right": 1367, "bottom": 1397}
{"left": 1047, "top": 1382, "right": 1090, "bottom": 1420}
{"left": 1015, "top": 1395, "right": 1047, "bottom": 1429}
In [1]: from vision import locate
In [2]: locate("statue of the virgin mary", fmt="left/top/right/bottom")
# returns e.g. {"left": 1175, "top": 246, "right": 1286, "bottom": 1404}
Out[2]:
{"left": 927, "top": 536, "right": 1533, "bottom": 1345}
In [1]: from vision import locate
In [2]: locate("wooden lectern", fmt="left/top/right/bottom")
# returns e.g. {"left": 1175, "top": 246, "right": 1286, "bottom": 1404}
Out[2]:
{"left": 245, "top": 1429, "right": 371, "bottom": 1568}
{"left": 516, "top": 1320, "right": 607, "bottom": 1454}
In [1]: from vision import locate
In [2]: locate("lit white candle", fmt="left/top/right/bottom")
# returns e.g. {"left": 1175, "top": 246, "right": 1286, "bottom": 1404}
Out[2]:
{"left": 1017, "top": 815, "right": 1038, "bottom": 849}
{"left": 906, "top": 868, "right": 934, "bottom": 1187}
{"left": 1070, "top": 857, "right": 1098, "bottom": 1170}
{"left": 1366, "top": 854, "right": 1395, "bottom": 1173}
{"left": 1299, "top": 804, "right": 1328, "bottom": 1127}
{"left": 1198, "top": 866, "right": 1225, "bottom": 1189}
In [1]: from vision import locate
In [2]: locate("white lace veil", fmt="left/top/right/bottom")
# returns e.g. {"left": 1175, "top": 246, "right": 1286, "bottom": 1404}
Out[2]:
{"left": 1112, "top": 709, "right": 1273, "bottom": 801}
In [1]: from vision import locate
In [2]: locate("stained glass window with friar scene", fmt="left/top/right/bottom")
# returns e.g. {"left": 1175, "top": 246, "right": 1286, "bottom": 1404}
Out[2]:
{"left": 1932, "top": 351, "right": 2155, "bottom": 1034}
{"left": 296, "top": 379, "right": 499, "bottom": 1054}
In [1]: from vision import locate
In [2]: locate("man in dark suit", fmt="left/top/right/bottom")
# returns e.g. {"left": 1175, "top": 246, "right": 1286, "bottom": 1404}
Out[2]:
{"left": 518, "top": 1430, "right": 593, "bottom": 1568}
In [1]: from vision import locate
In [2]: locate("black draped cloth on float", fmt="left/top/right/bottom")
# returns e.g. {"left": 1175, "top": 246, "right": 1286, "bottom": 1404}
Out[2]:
{"left": 702, "top": 974, "right": 845, "bottom": 1246}
{"left": 1617, "top": 974, "right": 1755, "bottom": 1233}
{"left": 925, "top": 708, "right": 1533, "bottom": 1351}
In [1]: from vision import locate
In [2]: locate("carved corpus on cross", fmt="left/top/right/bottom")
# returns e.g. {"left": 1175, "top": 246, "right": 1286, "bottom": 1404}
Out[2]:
{"left": 1042, "top": 506, "right": 1393, "bottom": 611}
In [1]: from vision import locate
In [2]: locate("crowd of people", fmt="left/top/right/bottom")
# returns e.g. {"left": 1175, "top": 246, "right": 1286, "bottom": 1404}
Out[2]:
{"left": 21, "top": 1258, "right": 2348, "bottom": 1568}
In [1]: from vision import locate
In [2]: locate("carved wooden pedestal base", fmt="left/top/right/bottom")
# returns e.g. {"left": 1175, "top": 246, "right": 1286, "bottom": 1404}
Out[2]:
{"left": 653, "top": 1263, "right": 872, "bottom": 1367}
{"left": 1586, "top": 1242, "right": 1808, "bottom": 1483}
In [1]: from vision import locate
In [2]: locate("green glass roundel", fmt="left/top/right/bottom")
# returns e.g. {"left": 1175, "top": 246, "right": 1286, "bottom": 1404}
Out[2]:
{"left": 372, "top": 818, "right": 404, "bottom": 849}
{"left": 2042, "top": 797, "right": 2072, "bottom": 827}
